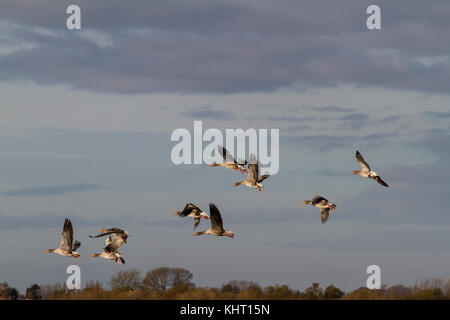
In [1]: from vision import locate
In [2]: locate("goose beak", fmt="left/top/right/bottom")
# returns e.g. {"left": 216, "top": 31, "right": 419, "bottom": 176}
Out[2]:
{"left": 193, "top": 232, "right": 201, "bottom": 236}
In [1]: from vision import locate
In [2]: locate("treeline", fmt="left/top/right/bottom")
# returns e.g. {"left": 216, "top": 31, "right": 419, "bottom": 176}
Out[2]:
{"left": 2, "top": 268, "right": 450, "bottom": 300}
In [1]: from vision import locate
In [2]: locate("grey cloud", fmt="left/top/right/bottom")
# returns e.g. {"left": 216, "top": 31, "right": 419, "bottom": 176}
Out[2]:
{"left": 0, "top": 1, "right": 449, "bottom": 94}
{"left": 264, "top": 116, "right": 317, "bottom": 123}
{"left": 266, "top": 227, "right": 450, "bottom": 253}
{"left": 303, "top": 105, "right": 355, "bottom": 113}
{"left": 3, "top": 183, "right": 103, "bottom": 196}
{"left": 282, "top": 132, "right": 396, "bottom": 150}
{"left": 0, "top": 212, "right": 176, "bottom": 231}
{"left": 312, "top": 169, "right": 348, "bottom": 177}
{"left": 414, "top": 129, "right": 450, "bottom": 161}
{"left": 180, "top": 106, "right": 235, "bottom": 120}
{"left": 339, "top": 113, "right": 370, "bottom": 129}
{"left": 283, "top": 124, "right": 311, "bottom": 133}
{"left": 423, "top": 111, "right": 450, "bottom": 119}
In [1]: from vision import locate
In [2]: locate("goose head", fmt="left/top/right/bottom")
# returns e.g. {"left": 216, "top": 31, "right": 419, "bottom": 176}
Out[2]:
{"left": 224, "top": 230, "right": 234, "bottom": 238}
{"left": 200, "top": 211, "right": 209, "bottom": 220}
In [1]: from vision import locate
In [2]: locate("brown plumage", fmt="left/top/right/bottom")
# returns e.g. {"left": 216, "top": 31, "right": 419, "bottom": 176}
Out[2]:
{"left": 193, "top": 204, "right": 234, "bottom": 238}
{"left": 173, "top": 203, "right": 209, "bottom": 229}
{"left": 232, "top": 154, "right": 270, "bottom": 193}
{"left": 352, "top": 150, "right": 389, "bottom": 187}
{"left": 210, "top": 145, "right": 247, "bottom": 174}
{"left": 44, "top": 219, "right": 81, "bottom": 258}
{"left": 301, "top": 195, "right": 337, "bottom": 224}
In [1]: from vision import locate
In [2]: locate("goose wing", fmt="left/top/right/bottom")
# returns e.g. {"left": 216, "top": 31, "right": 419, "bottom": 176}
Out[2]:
{"left": 311, "top": 195, "right": 327, "bottom": 206}
{"left": 194, "top": 217, "right": 200, "bottom": 230}
{"left": 247, "top": 154, "right": 259, "bottom": 183}
{"left": 374, "top": 176, "right": 389, "bottom": 187}
{"left": 89, "top": 227, "right": 126, "bottom": 238}
{"left": 218, "top": 145, "right": 237, "bottom": 164}
{"left": 178, "top": 203, "right": 200, "bottom": 218}
{"left": 59, "top": 219, "right": 73, "bottom": 251}
{"left": 209, "top": 203, "right": 224, "bottom": 231}
{"left": 356, "top": 150, "right": 371, "bottom": 171}
{"left": 258, "top": 174, "right": 270, "bottom": 183}
{"left": 105, "top": 236, "right": 113, "bottom": 246}
{"left": 320, "top": 208, "right": 330, "bottom": 224}
{"left": 105, "top": 236, "right": 124, "bottom": 253}
{"left": 72, "top": 241, "right": 81, "bottom": 251}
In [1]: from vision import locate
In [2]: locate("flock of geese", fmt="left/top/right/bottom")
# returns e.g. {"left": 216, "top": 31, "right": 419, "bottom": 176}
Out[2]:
{"left": 173, "top": 147, "right": 389, "bottom": 234}
{"left": 44, "top": 147, "right": 388, "bottom": 261}
{"left": 44, "top": 220, "right": 129, "bottom": 264}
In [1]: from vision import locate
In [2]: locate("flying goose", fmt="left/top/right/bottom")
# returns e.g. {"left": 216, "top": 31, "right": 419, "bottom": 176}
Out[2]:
{"left": 232, "top": 154, "right": 269, "bottom": 193}
{"left": 301, "top": 195, "right": 337, "bottom": 224}
{"left": 91, "top": 236, "right": 125, "bottom": 265}
{"left": 173, "top": 202, "right": 209, "bottom": 229}
{"left": 44, "top": 219, "right": 80, "bottom": 258}
{"left": 210, "top": 145, "right": 248, "bottom": 174}
{"left": 193, "top": 203, "right": 234, "bottom": 238}
{"left": 352, "top": 150, "right": 389, "bottom": 187}
{"left": 89, "top": 227, "right": 129, "bottom": 245}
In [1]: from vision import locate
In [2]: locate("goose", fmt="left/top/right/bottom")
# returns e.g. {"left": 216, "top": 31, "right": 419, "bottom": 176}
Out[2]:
{"left": 91, "top": 236, "right": 125, "bottom": 264}
{"left": 210, "top": 145, "right": 248, "bottom": 174}
{"left": 193, "top": 203, "right": 234, "bottom": 238}
{"left": 89, "top": 227, "right": 129, "bottom": 245}
{"left": 301, "top": 195, "right": 336, "bottom": 224}
{"left": 173, "top": 203, "right": 209, "bottom": 229}
{"left": 44, "top": 219, "right": 80, "bottom": 258}
{"left": 232, "top": 154, "right": 269, "bottom": 193}
{"left": 352, "top": 150, "right": 389, "bottom": 187}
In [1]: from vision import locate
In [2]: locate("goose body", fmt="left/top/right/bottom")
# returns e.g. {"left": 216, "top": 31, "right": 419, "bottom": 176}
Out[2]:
{"left": 232, "top": 154, "right": 270, "bottom": 193}
{"left": 210, "top": 146, "right": 247, "bottom": 174}
{"left": 193, "top": 204, "right": 234, "bottom": 238}
{"left": 173, "top": 203, "right": 209, "bottom": 229}
{"left": 44, "top": 219, "right": 80, "bottom": 258}
{"left": 91, "top": 235, "right": 126, "bottom": 264}
{"left": 352, "top": 150, "right": 389, "bottom": 187}
{"left": 301, "top": 195, "right": 337, "bottom": 224}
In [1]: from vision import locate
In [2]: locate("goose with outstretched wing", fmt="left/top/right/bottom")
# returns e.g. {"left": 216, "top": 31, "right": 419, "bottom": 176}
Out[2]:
{"left": 193, "top": 204, "right": 234, "bottom": 238}
{"left": 89, "top": 227, "right": 129, "bottom": 246}
{"left": 210, "top": 145, "right": 247, "bottom": 174}
{"left": 91, "top": 236, "right": 125, "bottom": 265}
{"left": 232, "top": 154, "right": 270, "bottom": 193}
{"left": 352, "top": 150, "right": 389, "bottom": 187}
{"left": 44, "top": 219, "right": 80, "bottom": 258}
{"left": 301, "top": 195, "right": 337, "bottom": 224}
{"left": 173, "top": 203, "right": 209, "bottom": 229}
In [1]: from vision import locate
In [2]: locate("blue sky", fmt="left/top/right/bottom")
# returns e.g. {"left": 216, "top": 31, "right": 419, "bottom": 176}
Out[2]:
{"left": 0, "top": 0, "right": 450, "bottom": 293}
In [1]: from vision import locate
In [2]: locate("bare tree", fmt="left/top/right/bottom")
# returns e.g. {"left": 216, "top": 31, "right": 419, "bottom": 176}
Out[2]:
{"left": 143, "top": 267, "right": 171, "bottom": 291}
{"left": 170, "top": 268, "right": 194, "bottom": 288}
{"left": 110, "top": 269, "right": 142, "bottom": 291}
{"left": 143, "top": 267, "right": 194, "bottom": 292}
{"left": 0, "top": 282, "right": 19, "bottom": 300}
{"left": 25, "top": 284, "right": 42, "bottom": 300}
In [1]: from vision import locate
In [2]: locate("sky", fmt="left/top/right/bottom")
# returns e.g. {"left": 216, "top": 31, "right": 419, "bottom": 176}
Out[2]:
{"left": 0, "top": 0, "right": 450, "bottom": 293}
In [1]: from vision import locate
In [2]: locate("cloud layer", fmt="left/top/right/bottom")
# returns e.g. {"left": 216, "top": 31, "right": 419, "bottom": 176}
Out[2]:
{"left": 3, "top": 183, "right": 102, "bottom": 196}
{"left": 0, "top": 1, "right": 449, "bottom": 94}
